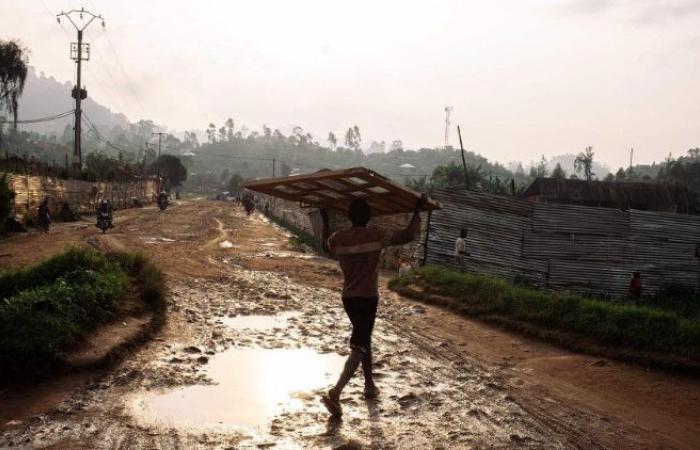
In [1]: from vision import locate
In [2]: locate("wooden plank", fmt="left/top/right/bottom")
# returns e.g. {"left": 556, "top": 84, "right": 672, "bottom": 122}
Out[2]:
{"left": 242, "top": 167, "right": 439, "bottom": 215}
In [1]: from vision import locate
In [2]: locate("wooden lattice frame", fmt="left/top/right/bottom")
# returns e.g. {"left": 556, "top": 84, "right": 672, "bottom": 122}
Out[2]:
{"left": 241, "top": 167, "right": 440, "bottom": 216}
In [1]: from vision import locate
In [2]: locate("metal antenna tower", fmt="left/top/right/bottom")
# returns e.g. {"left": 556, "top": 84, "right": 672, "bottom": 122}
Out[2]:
{"left": 444, "top": 106, "right": 453, "bottom": 148}
{"left": 57, "top": 8, "right": 105, "bottom": 171}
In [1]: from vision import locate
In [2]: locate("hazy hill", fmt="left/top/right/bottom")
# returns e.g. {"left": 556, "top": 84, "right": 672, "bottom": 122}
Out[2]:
{"left": 14, "top": 67, "right": 131, "bottom": 136}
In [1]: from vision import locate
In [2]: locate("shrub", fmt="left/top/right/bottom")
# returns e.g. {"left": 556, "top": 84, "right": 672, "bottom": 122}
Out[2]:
{"left": 391, "top": 266, "right": 700, "bottom": 364}
{"left": 0, "top": 248, "right": 128, "bottom": 379}
{"left": 0, "top": 248, "right": 166, "bottom": 380}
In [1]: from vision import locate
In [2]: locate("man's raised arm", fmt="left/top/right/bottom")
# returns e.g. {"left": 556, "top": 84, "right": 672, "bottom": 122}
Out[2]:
{"left": 320, "top": 208, "right": 334, "bottom": 255}
{"left": 386, "top": 195, "right": 426, "bottom": 247}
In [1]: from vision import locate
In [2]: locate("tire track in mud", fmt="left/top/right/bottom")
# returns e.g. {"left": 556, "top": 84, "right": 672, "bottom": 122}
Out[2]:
{"left": 0, "top": 204, "right": 676, "bottom": 449}
{"left": 383, "top": 318, "right": 607, "bottom": 450}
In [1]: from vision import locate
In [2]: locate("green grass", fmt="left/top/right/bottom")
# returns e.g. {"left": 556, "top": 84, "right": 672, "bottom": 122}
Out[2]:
{"left": 0, "top": 248, "right": 166, "bottom": 381}
{"left": 390, "top": 265, "right": 700, "bottom": 370}
{"left": 106, "top": 251, "right": 167, "bottom": 327}
{"left": 263, "top": 210, "right": 316, "bottom": 250}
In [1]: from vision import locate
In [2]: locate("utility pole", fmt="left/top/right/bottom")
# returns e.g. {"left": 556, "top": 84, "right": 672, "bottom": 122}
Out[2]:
{"left": 0, "top": 118, "right": 5, "bottom": 159}
{"left": 152, "top": 132, "right": 165, "bottom": 158}
{"left": 457, "top": 125, "right": 470, "bottom": 190}
{"left": 444, "top": 106, "right": 452, "bottom": 148}
{"left": 272, "top": 158, "right": 276, "bottom": 177}
{"left": 57, "top": 8, "right": 105, "bottom": 172}
{"left": 629, "top": 147, "right": 634, "bottom": 172}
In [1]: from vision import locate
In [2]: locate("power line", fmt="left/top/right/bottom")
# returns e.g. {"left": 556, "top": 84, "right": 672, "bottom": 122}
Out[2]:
{"left": 195, "top": 152, "right": 276, "bottom": 162}
{"left": 82, "top": 112, "right": 129, "bottom": 154}
{"left": 1, "top": 110, "right": 75, "bottom": 124}
{"left": 101, "top": 28, "right": 147, "bottom": 118}
{"left": 83, "top": 34, "right": 132, "bottom": 114}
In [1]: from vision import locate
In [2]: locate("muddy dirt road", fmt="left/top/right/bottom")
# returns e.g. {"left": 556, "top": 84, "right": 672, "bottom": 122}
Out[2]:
{"left": 1, "top": 200, "right": 698, "bottom": 449}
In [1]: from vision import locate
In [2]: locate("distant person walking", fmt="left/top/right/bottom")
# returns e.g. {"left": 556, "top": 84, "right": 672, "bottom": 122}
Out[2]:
{"left": 454, "top": 229, "right": 468, "bottom": 271}
{"left": 37, "top": 198, "right": 50, "bottom": 234}
{"left": 629, "top": 272, "right": 642, "bottom": 299}
{"left": 320, "top": 195, "right": 425, "bottom": 418}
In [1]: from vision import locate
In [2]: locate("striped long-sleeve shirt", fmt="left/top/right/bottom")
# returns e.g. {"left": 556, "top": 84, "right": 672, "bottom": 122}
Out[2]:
{"left": 327, "top": 217, "right": 420, "bottom": 298}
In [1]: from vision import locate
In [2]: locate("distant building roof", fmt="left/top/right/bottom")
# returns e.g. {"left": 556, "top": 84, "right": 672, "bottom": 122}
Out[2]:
{"left": 521, "top": 178, "right": 699, "bottom": 214}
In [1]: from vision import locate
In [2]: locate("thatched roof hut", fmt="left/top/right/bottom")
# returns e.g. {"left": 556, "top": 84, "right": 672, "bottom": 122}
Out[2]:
{"left": 521, "top": 178, "right": 699, "bottom": 214}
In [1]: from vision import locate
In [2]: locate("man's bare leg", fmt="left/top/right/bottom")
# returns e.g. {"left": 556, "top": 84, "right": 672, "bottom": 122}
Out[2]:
{"left": 322, "top": 347, "right": 365, "bottom": 417}
{"left": 362, "top": 347, "right": 379, "bottom": 399}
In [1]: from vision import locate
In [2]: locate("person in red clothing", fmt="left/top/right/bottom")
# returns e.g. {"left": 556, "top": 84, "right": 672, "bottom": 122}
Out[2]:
{"left": 320, "top": 195, "right": 425, "bottom": 418}
{"left": 629, "top": 272, "right": 642, "bottom": 299}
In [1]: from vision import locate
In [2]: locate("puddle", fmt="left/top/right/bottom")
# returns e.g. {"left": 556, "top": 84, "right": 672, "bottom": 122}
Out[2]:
{"left": 140, "top": 237, "right": 176, "bottom": 244}
{"left": 220, "top": 312, "right": 300, "bottom": 330}
{"left": 131, "top": 348, "right": 344, "bottom": 429}
{"left": 250, "top": 251, "right": 317, "bottom": 260}
{"left": 219, "top": 240, "right": 237, "bottom": 249}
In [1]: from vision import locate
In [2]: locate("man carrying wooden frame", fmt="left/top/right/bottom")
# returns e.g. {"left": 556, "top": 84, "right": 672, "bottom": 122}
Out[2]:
{"left": 320, "top": 195, "right": 426, "bottom": 418}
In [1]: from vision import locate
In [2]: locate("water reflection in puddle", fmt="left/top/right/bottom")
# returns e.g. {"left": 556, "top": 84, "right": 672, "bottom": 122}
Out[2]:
{"left": 140, "top": 237, "right": 176, "bottom": 244}
{"left": 220, "top": 312, "right": 300, "bottom": 330}
{"left": 132, "top": 348, "right": 344, "bottom": 429}
{"left": 219, "top": 240, "right": 237, "bottom": 249}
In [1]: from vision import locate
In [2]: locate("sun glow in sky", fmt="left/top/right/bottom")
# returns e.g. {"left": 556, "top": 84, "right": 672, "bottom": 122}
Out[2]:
{"left": 3, "top": 0, "right": 700, "bottom": 168}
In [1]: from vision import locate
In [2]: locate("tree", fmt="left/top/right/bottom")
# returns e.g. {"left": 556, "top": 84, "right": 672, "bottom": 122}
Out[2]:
{"left": 184, "top": 131, "right": 199, "bottom": 149}
{"left": 150, "top": 154, "right": 187, "bottom": 189}
{"left": 227, "top": 173, "right": 243, "bottom": 192}
{"left": 85, "top": 152, "right": 125, "bottom": 181}
{"left": 144, "top": 146, "right": 157, "bottom": 166}
{"left": 431, "top": 161, "right": 485, "bottom": 190}
{"left": 574, "top": 146, "right": 595, "bottom": 181}
{"left": 390, "top": 140, "right": 404, "bottom": 152}
{"left": 0, "top": 40, "right": 29, "bottom": 128}
{"left": 206, "top": 123, "right": 216, "bottom": 143}
{"left": 262, "top": 125, "right": 272, "bottom": 139}
{"left": 220, "top": 168, "right": 230, "bottom": 184}
{"left": 535, "top": 155, "right": 548, "bottom": 178}
{"left": 431, "top": 161, "right": 464, "bottom": 188}
{"left": 280, "top": 163, "right": 291, "bottom": 177}
{"left": 225, "top": 118, "right": 234, "bottom": 142}
{"left": 218, "top": 126, "right": 226, "bottom": 142}
{"left": 0, "top": 174, "right": 16, "bottom": 232}
{"left": 344, "top": 125, "right": 361, "bottom": 151}
{"left": 551, "top": 162, "right": 566, "bottom": 179}
{"left": 615, "top": 167, "right": 626, "bottom": 181}
{"left": 405, "top": 176, "right": 429, "bottom": 192}
{"left": 292, "top": 126, "right": 304, "bottom": 146}
{"left": 327, "top": 131, "right": 337, "bottom": 149}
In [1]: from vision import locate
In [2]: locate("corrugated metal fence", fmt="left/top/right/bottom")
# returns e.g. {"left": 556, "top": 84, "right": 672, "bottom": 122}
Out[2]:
{"left": 424, "top": 189, "right": 700, "bottom": 298}
{"left": 3, "top": 173, "right": 159, "bottom": 220}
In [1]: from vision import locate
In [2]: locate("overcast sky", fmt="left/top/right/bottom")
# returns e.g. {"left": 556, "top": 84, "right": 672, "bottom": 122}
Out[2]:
{"left": 3, "top": 0, "right": 699, "bottom": 168}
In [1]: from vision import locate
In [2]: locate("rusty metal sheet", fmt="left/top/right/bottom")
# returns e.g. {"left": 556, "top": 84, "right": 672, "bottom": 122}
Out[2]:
{"left": 241, "top": 167, "right": 439, "bottom": 215}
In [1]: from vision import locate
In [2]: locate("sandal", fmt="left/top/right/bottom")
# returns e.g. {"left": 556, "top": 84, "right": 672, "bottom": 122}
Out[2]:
{"left": 321, "top": 389, "right": 343, "bottom": 417}
{"left": 363, "top": 384, "right": 380, "bottom": 400}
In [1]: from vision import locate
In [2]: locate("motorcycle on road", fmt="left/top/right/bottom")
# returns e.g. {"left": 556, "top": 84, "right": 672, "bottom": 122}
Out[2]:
{"left": 158, "top": 196, "right": 168, "bottom": 211}
{"left": 97, "top": 211, "right": 111, "bottom": 233}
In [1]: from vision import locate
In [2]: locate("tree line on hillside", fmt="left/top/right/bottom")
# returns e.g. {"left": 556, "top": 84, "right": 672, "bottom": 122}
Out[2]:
{"left": 2, "top": 38, "right": 698, "bottom": 199}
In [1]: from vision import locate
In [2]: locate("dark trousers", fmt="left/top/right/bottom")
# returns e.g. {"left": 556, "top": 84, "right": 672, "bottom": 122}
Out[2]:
{"left": 343, "top": 297, "right": 378, "bottom": 385}
{"left": 342, "top": 297, "right": 378, "bottom": 351}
